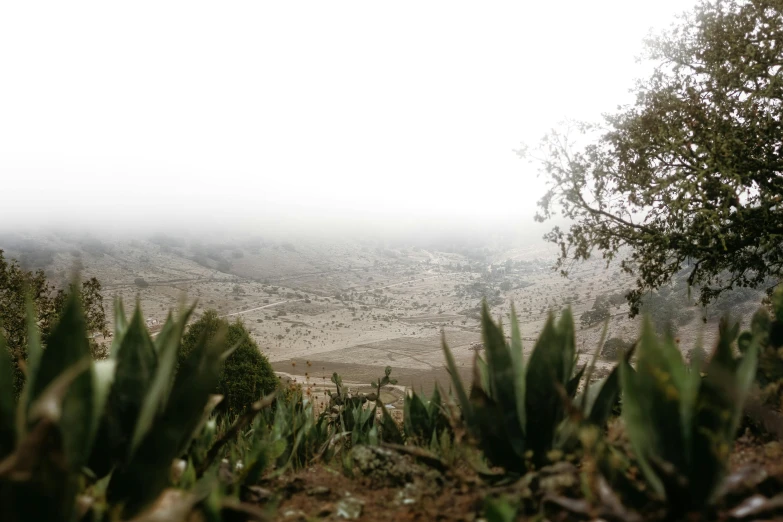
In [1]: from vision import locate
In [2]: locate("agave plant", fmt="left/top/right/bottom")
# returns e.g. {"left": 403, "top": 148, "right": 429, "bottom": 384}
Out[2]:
{"left": 102, "top": 303, "right": 233, "bottom": 516}
{"left": 371, "top": 366, "right": 405, "bottom": 444}
{"left": 262, "top": 387, "right": 332, "bottom": 472}
{"left": 620, "top": 318, "right": 758, "bottom": 514}
{"left": 738, "top": 287, "right": 783, "bottom": 394}
{"left": 442, "top": 303, "right": 621, "bottom": 473}
{"left": 0, "top": 293, "right": 115, "bottom": 521}
{"left": 324, "top": 368, "right": 406, "bottom": 447}
{"left": 0, "top": 291, "right": 236, "bottom": 521}
{"left": 403, "top": 385, "right": 450, "bottom": 448}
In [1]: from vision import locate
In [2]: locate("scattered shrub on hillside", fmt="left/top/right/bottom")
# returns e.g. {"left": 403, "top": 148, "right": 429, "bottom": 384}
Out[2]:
{"left": 80, "top": 238, "right": 110, "bottom": 256}
{"left": 580, "top": 302, "right": 610, "bottom": 327}
{"left": 216, "top": 259, "right": 231, "bottom": 273}
{"left": 149, "top": 233, "right": 185, "bottom": 248}
{"left": 638, "top": 286, "right": 696, "bottom": 335}
{"left": 180, "top": 310, "right": 277, "bottom": 414}
{"left": 707, "top": 285, "right": 764, "bottom": 320}
{"left": 602, "top": 337, "right": 633, "bottom": 360}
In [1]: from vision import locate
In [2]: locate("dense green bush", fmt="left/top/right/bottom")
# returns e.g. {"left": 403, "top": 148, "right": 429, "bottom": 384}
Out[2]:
{"left": 180, "top": 310, "right": 277, "bottom": 414}
{"left": 602, "top": 337, "right": 632, "bottom": 360}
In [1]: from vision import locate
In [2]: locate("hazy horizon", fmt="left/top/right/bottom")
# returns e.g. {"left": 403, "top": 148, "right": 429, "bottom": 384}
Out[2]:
{"left": 1, "top": 1, "right": 696, "bottom": 235}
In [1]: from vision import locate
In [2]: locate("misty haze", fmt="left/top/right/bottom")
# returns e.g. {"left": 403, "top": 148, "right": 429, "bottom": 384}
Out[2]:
{"left": 2, "top": 1, "right": 782, "bottom": 521}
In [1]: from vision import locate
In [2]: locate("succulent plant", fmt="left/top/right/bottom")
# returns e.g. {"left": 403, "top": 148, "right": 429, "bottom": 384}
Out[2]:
{"left": 371, "top": 365, "right": 398, "bottom": 391}
{"left": 442, "top": 302, "right": 622, "bottom": 473}
{"left": 403, "top": 385, "right": 449, "bottom": 447}
{"left": 0, "top": 291, "right": 237, "bottom": 520}
{"left": 0, "top": 292, "right": 111, "bottom": 521}
{"left": 620, "top": 317, "right": 758, "bottom": 513}
{"left": 738, "top": 287, "right": 783, "bottom": 394}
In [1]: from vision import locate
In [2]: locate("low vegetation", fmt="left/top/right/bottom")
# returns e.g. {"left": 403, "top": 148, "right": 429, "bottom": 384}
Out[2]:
{"left": 0, "top": 286, "right": 780, "bottom": 521}
{"left": 1, "top": 1, "right": 782, "bottom": 520}
{"left": 179, "top": 310, "right": 278, "bottom": 415}
{"left": 0, "top": 249, "right": 107, "bottom": 393}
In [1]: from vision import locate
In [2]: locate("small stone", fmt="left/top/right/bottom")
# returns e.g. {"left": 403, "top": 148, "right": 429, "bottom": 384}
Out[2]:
{"left": 765, "top": 441, "right": 782, "bottom": 459}
{"left": 283, "top": 509, "right": 308, "bottom": 520}
{"left": 244, "top": 485, "right": 273, "bottom": 503}
{"left": 317, "top": 503, "right": 334, "bottom": 517}
{"left": 336, "top": 497, "right": 364, "bottom": 519}
{"left": 307, "top": 486, "right": 331, "bottom": 497}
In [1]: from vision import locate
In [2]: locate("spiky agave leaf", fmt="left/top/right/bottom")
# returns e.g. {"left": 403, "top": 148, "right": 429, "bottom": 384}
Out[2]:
{"left": 130, "top": 305, "right": 195, "bottom": 455}
{"left": 0, "top": 332, "right": 15, "bottom": 459}
{"left": 444, "top": 305, "right": 593, "bottom": 472}
{"left": 554, "top": 359, "right": 625, "bottom": 454}
{"left": 621, "top": 317, "right": 759, "bottom": 512}
{"left": 109, "top": 297, "right": 130, "bottom": 360}
{"left": 0, "top": 357, "right": 91, "bottom": 522}
{"left": 377, "top": 400, "right": 403, "bottom": 444}
{"left": 566, "top": 365, "right": 586, "bottom": 398}
{"left": 738, "top": 290, "right": 783, "bottom": 388}
{"left": 18, "top": 297, "right": 43, "bottom": 434}
{"left": 585, "top": 362, "right": 623, "bottom": 428}
{"left": 441, "top": 332, "right": 473, "bottom": 426}
{"left": 403, "top": 390, "right": 430, "bottom": 441}
{"left": 475, "top": 352, "right": 491, "bottom": 396}
{"left": 620, "top": 318, "right": 688, "bottom": 501}
{"left": 690, "top": 319, "right": 757, "bottom": 507}
{"left": 428, "top": 384, "right": 442, "bottom": 417}
{"left": 508, "top": 305, "right": 526, "bottom": 437}
{"left": 404, "top": 385, "right": 450, "bottom": 448}
{"left": 86, "top": 359, "right": 116, "bottom": 455}
{"left": 524, "top": 311, "right": 575, "bottom": 464}
{"left": 107, "top": 322, "right": 228, "bottom": 516}
{"left": 30, "top": 290, "right": 95, "bottom": 474}
{"left": 88, "top": 304, "right": 158, "bottom": 477}
{"left": 480, "top": 303, "right": 525, "bottom": 459}
{"left": 468, "top": 356, "right": 523, "bottom": 472}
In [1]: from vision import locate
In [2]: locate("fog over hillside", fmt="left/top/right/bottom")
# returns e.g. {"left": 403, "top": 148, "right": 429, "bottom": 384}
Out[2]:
{"left": 1, "top": 1, "right": 696, "bottom": 237}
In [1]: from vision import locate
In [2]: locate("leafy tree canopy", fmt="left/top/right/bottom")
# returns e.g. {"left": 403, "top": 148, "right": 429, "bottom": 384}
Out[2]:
{"left": 179, "top": 310, "right": 277, "bottom": 414}
{"left": 0, "top": 249, "right": 107, "bottom": 392}
{"left": 527, "top": 0, "right": 783, "bottom": 315}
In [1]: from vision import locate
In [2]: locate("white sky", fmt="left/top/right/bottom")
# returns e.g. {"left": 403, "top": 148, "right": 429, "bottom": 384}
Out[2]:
{"left": 0, "top": 1, "right": 696, "bottom": 235}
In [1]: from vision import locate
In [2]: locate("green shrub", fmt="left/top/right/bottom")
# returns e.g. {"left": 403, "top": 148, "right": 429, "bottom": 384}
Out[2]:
{"left": 180, "top": 310, "right": 277, "bottom": 414}
{"left": 580, "top": 302, "right": 610, "bottom": 327}
{"left": 602, "top": 337, "right": 632, "bottom": 361}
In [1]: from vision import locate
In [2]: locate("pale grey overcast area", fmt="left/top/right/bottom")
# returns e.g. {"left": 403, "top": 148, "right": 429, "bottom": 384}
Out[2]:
{"left": 1, "top": 1, "right": 695, "bottom": 236}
